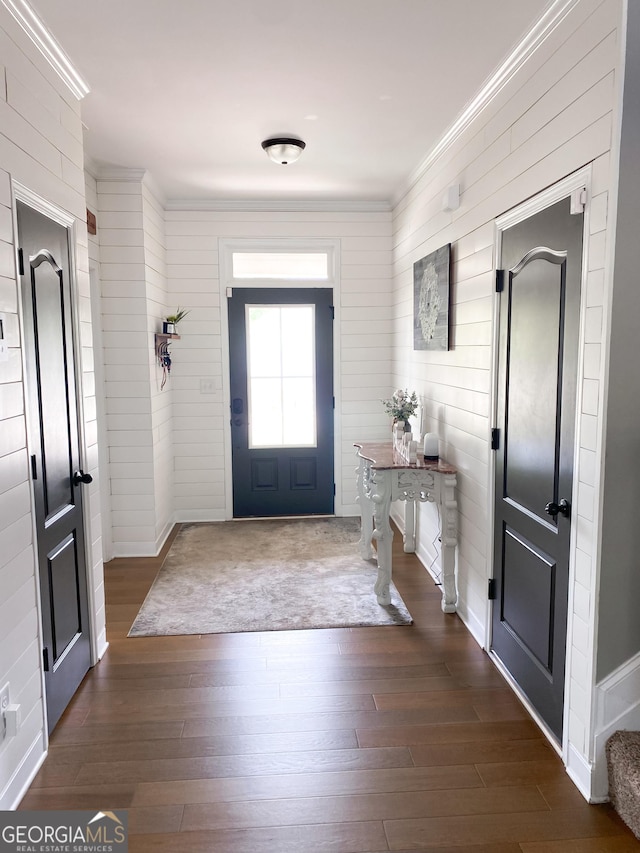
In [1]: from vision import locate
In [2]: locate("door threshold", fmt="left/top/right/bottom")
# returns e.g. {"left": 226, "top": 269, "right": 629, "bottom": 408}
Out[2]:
{"left": 488, "top": 650, "right": 562, "bottom": 758}
{"left": 232, "top": 514, "right": 337, "bottom": 521}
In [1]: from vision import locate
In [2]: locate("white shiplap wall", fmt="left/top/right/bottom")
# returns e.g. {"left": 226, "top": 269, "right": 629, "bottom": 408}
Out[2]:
{"left": 165, "top": 209, "right": 393, "bottom": 519}
{"left": 390, "top": 0, "right": 620, "bottom": 792}
{"left": 0, "top": 8, "right": 104, "bottom": 808}
{"left": 142, "top": 181, "right": 173, "bottom": 550}
{"left": 97, "top": 176, "right": 172, "bottom": 555}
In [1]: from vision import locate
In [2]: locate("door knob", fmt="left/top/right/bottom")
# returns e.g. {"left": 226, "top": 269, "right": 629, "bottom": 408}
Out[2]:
{"left": 73, "top": 470, "right": 93, "bottom": 486}
{"left": 545, "top": 498, "right": 570, "bottom": 518}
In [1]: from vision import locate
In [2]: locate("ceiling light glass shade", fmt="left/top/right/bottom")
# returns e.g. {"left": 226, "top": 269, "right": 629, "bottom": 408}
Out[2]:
{"left": 261, "top": 137, "right": 306, "bottom": 165}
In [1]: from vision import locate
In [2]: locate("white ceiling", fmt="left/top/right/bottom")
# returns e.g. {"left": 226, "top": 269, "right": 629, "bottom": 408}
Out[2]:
{"left": 29, "top": 0, "right": 552, "bottom": 204}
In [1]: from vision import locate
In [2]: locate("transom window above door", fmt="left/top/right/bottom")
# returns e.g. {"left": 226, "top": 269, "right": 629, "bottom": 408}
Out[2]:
{"left": 232, "top": 252, "right": 329, "bottom": 280}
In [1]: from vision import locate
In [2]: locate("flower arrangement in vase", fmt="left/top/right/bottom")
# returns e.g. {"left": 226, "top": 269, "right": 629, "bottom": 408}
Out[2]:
{"left": 382, "top": 388, "right": 419, "bottom": 431}
{"left": 382, "top": 389, "right": 419, "bottom": 461}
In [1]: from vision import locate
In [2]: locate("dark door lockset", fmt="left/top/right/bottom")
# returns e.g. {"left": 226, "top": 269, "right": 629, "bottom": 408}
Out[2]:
{"left": 232, "top": 398, "right": 244, "bottom": 426}
{"left": 545, "top": 498, "right": 571, "bottom": 519}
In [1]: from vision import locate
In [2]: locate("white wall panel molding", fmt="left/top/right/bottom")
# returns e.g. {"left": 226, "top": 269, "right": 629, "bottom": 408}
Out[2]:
{"left": 591, "top": 650, "right": 640, "bottom": 800}
{"left": 0, "top": 0, "right": 89, "bottom": 99}
{"left": 395, "top": 0, "right": 584, "bottom": 207}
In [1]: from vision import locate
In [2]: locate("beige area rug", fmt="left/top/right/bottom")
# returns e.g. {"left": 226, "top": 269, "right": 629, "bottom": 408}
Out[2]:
{"left": 128, "top": 517, "right": 412, "bottom": 636}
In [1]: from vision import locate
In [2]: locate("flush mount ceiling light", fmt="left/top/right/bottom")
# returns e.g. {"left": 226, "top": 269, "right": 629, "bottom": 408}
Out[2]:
{"left": 261, "top": 137, "right": 306, "bottom": 165}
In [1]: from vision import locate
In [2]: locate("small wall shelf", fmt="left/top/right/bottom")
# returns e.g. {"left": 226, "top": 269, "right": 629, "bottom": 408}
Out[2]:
{"left": 155, "top": 332, "right": 180, "bottom": 361}
{"left": 155, "top": 333, "right": 180, "bottom": 389}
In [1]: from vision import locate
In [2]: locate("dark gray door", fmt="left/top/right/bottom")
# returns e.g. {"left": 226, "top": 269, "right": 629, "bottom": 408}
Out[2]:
{"left": 229, "top": 287, "right": 334, "bottom": 517}
{"left": 17, "top": 202, "right": 91, "bottom": 732}
{"left": 492, "top": 197, "right": 583, "bottom": 741}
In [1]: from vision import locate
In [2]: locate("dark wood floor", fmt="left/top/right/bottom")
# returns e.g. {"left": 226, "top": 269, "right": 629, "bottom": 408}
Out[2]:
{"left": 20, "top": 524, "right": 640, "bottom": 852}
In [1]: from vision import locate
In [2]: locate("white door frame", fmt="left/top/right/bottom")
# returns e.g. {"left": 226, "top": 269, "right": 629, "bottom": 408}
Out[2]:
{"left": 487, "top": 166, "right": 593, "bottom": 761}
{"left": 219, "top": 238, "right": 342, "bottom": 520}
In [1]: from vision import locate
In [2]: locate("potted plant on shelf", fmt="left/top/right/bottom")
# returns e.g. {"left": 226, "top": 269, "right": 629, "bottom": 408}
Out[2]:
{"left": 163, "top": 307, "right": 189, "bottom": 335}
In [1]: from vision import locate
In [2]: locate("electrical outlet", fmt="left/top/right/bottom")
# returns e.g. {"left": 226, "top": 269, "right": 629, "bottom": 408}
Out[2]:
{"left": 0, "top": 682, "right": 9, "bottom": 742}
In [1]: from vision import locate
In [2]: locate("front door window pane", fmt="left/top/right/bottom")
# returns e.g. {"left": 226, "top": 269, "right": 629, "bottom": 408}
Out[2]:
{"left": 247, "top": 304, "right": 316, "bottom": 448}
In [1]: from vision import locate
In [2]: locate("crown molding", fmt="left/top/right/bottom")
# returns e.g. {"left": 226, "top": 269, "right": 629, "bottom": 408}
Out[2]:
{"left": 1, "top": 0, "right": 90, "bottom": 99}
{"left": 393, "top": 0, "right": 583, "bottom": 207}
{"left": 92, "top": 167, "right": 167, "bottom": 205}
{"left": 164, "top": 198, "right": 391, "bottom": 213}
{"left": 91, "top": 171, "right": 382, "bottom": 212}
{"left": 94, "top": 167, "right": 148, "bottom": 183}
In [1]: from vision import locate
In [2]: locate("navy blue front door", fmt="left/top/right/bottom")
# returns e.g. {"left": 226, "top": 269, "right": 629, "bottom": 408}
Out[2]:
{"left": 228, "top": 287, "right": 334, "bottom": 517}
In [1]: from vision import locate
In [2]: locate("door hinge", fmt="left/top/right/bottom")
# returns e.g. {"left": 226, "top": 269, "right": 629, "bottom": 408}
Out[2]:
{"left": 330, "top": 305, "right": 335, "bottom": 319}
{"left": 332, "top": 396, "right": 335, "bottom": 409}
{"left": 333, "top": 483, "right": 336, "bottom": 496}
{"left": 488, "top": 578, "right": 497, "bottom": 600}
{"left": 491, "top": 428, "right": 500, "bottom": 451}
{"left": 43, "top": 647, "right": 50, "bottom": 671}
{"left": 30, "top": 455, "right": 37, "bottom": 479}
{"left": 18, "top": 248, "right": 24, "bottom": 276}
{"left": 495, "top": 269, "right": 505, "bottom": 292}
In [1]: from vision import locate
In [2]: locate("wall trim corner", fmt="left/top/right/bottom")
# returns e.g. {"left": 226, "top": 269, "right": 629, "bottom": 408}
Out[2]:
{"left": 591, "top": 648, "right": 640, "bottom": 801}
{"left": 0, "top": 732, "right": 46, "bottom": 809}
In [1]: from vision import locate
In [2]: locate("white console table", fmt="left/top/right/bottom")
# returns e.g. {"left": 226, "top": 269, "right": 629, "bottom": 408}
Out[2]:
{"left": 355, "top": 441, "right": 458, "bottom": 613}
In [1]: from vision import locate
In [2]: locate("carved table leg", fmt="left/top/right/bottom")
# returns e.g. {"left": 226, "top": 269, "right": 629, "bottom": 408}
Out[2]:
{"left": 440, "top": 473, "right": 458, "bottom": 613}
{"left": 403, "top": 499, "right": 416, "bottom": 553}
{"left": 371, "top": 470, "right": 393, "bottom": 606}
{"left": 356, "top": 457, "right": 374, "bottom": 560}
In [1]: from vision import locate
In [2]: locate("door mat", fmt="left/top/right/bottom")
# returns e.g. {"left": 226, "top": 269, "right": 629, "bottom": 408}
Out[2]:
{"left": 128, "top": 517, "right": 412, "bottom": 636}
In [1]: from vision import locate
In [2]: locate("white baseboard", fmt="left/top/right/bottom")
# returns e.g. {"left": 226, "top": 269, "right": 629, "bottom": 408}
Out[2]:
{"left": 95, "top": 635, "right": 109, "bottom": 661}
{"left": 111, "top": 541, "right": 163, "bottom": 558}
{"left": 110, "top": 518, "right": 176, "bottom": 558}
{"left": 173, "top": 510, "right": 226, "bottom": 524}
{"left": 1, "top": 732, "right": 46, "bottom": 810}
{"left": 591, "top": 649, "right": 640, "bottom": 800}
{"left": 566, "top": 742, "right": 598, "bottom": 802}
{"left": 154, "top": 518, "right": 175, "bottom": 555}
{"left": 454, "top": 597, "right": 486, "bottom": 649}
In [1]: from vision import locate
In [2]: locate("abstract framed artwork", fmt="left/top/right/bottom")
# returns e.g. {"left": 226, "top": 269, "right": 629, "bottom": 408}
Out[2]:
{"left": 413, "top": 243, "right": 451, "bottom": 350}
